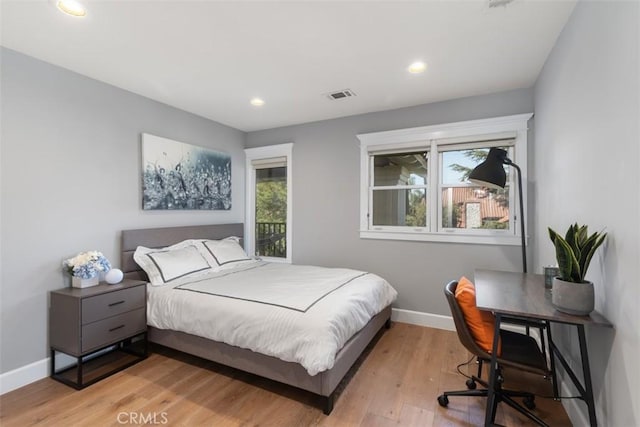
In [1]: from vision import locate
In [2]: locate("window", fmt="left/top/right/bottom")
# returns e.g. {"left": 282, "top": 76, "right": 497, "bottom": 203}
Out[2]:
{"left": 371, "top": 151, "right": 429, "bottom": 228}
{"left": 255, "top": 164, "right": 287, "bottom": 258}
{"left": 439, "top": 144, "right": 513, "bottom": 232}
{"left": 245, "top": 143, "right": 293, "bottom": 262}
{"left": 357, "top": 114, "right": 532, "bottom": 245}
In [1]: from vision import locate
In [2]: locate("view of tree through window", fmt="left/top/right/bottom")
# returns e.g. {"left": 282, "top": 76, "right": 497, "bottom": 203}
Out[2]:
{"left": 255, "top": 167, "right": 287, "bottom": 257}
{"left": 442, "top": 147, "right": 510, "bottom": 230}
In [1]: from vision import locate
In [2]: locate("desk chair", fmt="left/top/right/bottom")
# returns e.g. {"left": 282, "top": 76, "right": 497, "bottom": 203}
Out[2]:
{"left": 437, "top": 281, "right": 552, "bottom": 427}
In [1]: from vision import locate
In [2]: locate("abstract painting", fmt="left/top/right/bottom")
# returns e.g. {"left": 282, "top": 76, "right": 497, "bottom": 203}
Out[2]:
{"left": 142, "top": 133, "right": 231, "bottom": 210}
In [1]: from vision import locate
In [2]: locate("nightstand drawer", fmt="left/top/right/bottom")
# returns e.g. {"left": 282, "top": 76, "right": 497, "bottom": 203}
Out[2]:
{"left": 82, "top": 285, "right": 145, "bottom": 324}
{"left": 81, "top": 308, "right": 146, "bottom": 353}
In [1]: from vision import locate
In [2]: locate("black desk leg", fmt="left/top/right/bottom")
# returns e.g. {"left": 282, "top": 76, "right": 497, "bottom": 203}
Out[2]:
{"left": 485, "top": 313, "right": 502, "bottom": 426}
{"left": 577, "top": 325, "right": 597, "bottom": 427}
{"left": 545, "top": 320, "right": 559, "bottom": 399}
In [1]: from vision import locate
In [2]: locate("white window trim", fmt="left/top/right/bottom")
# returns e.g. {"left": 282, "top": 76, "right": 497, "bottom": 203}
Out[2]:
{"left": 357, "top": 114, "right": 532, "bottom": 246}
{"left": 244, "top": 143, "right": 293, "bottom": 263}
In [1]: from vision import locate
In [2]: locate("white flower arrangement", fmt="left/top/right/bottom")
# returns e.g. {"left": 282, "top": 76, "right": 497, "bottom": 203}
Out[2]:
{"left": 64, "top": 251, "right": 111, "bottom": 279}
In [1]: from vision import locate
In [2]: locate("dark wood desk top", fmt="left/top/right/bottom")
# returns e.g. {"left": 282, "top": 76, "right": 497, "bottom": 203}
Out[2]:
{"left": 474, "top": 269, "right": 612, "bottom": 328}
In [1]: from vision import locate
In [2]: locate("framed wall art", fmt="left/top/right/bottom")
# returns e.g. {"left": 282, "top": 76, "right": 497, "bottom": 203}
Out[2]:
{"left": 141, "top": 133, "right": 231, "bottom": 210}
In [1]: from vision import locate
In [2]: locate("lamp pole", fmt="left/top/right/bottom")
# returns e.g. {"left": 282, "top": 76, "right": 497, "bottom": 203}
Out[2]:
{"left": 504, "top": 159, "right": 527, "bottom": 273}
{"left": 468, "top": 147, "right": 527, "bottom": 274}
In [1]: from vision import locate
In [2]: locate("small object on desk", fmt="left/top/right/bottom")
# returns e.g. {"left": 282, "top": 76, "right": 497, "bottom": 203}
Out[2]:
{"left": 105, "top": 268, "right": 124, "bottom": 284}
{"left": 543, "top": 266, "right": 559, "bottom": 289}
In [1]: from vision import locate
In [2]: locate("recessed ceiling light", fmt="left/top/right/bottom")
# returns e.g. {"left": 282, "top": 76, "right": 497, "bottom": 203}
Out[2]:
{"left": 250, "top": 98, "right": 265, "bottom": 107}
{"left": 408, "top": 61, "right": 427, "bottom": 74}
{"left": 56, "top": 0, "right": 87, "bottom": 17}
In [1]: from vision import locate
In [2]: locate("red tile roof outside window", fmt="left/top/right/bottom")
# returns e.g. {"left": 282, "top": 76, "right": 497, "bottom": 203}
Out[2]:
{"left": 441, "top": 187, "right": 509, "bottom": 229}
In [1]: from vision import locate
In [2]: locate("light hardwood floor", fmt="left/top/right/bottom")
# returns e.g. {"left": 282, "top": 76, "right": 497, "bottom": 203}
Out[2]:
{"left": 0, "top": 323, "right": 571, "bottom": 426}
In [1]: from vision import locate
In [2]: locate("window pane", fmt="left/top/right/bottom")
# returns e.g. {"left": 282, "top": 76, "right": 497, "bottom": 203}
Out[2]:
{"left": 441, "top": 187, "right": 509, "bottom": 230}
{"left": 373, "top": 151, "right": 428, "bottom": 186}
{"left": 372, "top": 189, "right": 426, "bottom": 226}
{"left": 441, "top": 147, "right": 510, "bottom": 185}
{"left": 255, "top": 166, "right": 287, "bottom": 257}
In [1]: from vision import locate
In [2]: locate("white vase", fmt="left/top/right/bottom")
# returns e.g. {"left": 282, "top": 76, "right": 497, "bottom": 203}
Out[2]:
{"left": 71, "top": 275, "right": 99, "bottom": 288}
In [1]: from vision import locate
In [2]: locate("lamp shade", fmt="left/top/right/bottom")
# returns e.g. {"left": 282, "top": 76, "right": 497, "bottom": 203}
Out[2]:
{"left": 468, "top": 148, "right": 509, "bottom": 189}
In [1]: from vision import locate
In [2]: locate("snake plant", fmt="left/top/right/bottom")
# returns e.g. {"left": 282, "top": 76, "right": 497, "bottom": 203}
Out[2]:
{"left": 548, "top": 224, "right": 607, "bottom": 284}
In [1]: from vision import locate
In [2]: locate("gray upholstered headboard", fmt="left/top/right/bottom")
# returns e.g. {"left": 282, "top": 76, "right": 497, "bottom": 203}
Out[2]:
{"left": 121, "top": 223, "right": 244, "bottom": 281}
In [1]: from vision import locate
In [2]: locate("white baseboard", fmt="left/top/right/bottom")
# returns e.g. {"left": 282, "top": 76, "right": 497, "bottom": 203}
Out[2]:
{"left": 391, "top": 308, "right": 455, "bottom": 331}
{"left": 0, "top": 357, "right": 49, "bottom": 395}
{"left": 391, "top": 309, "right": 542, "bottom": 345}
{"left": 0, "top": 352, "right": 78, "bottom": 395}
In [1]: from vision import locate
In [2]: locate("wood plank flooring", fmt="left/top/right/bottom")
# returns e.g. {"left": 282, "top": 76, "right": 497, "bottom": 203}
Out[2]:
{"left": 0, "top": 323, "right": 571, "bottom": 426}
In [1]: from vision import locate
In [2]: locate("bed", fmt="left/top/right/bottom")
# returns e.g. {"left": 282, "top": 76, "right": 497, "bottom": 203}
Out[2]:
{"left": 120, "top": 223, "right": 396, "bottom": 414}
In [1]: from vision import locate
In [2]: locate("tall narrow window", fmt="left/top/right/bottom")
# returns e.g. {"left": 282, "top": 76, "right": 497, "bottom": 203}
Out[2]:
{"left": 254, "top": 160, "right": 287, "bottom": 258}
{"left": 245, "top": 144, "right": 293, "bottom": 262}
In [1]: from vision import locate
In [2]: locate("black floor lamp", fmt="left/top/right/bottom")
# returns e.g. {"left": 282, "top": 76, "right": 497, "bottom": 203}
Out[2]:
{"left": 468, "top": 149, "right": 551, "bottom": 369}
{"left": 468, "top": 148, "right": 527, "bottom": 273}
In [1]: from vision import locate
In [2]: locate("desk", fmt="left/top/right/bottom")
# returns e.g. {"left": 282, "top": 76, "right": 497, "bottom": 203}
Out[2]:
{"left": 475, "top": 269, "right": 612, "bottom": 427}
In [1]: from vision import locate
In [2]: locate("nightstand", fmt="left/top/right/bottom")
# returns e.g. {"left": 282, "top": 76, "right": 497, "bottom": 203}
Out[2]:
{"left": 49, "top": 279, "right": 148, "bottom": 389}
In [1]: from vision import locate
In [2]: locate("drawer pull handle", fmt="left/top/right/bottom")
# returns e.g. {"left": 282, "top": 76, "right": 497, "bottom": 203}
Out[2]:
{"left": 108, "top": 300, "right": 125, "bottom": 307}
{"left": 109, "top": 325, "right": 125, "bottom": 332}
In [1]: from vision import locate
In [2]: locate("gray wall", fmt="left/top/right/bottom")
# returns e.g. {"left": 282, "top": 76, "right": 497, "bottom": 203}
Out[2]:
{"left": 246, "top": 89, "right": 534, "bottom": 315}
{"left": 532, "top": 1, "right": 639, "bottom": 425}
{"left": 0, "top": 48, "right": 246, "bottom": 373}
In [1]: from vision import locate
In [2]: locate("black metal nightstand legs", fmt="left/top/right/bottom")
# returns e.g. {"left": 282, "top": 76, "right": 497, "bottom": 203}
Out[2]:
{"left": 50, "top": 332, "right": 147, "bottom": 390}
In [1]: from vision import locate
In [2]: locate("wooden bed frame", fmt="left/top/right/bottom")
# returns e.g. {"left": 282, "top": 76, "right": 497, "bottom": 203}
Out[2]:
{"left": 121, "top": 223, "right": 392, "bottom": 414}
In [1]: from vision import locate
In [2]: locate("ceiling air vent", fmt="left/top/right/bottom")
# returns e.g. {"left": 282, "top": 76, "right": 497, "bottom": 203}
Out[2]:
{"left": 326, "top": 89, "right": 356, "bottom": 101}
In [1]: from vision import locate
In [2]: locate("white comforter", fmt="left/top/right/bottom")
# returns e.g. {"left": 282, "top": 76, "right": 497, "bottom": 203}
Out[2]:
{"left": 147, "top": 261, "right": 397, "bottom": 375}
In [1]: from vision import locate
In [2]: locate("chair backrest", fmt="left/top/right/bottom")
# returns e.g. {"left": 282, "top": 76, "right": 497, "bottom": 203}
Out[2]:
{"left": 444, "top": 280, "right": 492, "bottom": 361}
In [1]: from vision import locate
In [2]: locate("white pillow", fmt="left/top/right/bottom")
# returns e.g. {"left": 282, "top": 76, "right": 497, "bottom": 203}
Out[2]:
{"left": 199, "top": 237, "right": 252, "bottom": 270}
{"left": 134, "top": 240, "right": 213, "bottom": 286}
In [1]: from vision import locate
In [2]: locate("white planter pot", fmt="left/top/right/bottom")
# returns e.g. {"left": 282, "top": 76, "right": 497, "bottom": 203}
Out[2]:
{"left": 71, "top": 275, "right": 99, "bottom": 288}
{"left": 551, "top": 277, "right": 594, "bottom": 316}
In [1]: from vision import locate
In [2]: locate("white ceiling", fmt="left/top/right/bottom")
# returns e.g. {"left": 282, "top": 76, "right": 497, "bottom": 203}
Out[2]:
{"left": 0, "top": 0, "right": 576, "bottom": 132}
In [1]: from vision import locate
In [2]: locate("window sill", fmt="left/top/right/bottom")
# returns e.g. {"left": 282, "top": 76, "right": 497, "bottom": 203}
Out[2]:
{"left": 359, "top": 230, "right": 525, "bottom": 246}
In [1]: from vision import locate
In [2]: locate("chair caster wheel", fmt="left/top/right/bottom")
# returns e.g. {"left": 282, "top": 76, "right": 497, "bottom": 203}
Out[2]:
{"left": 437, "top": 395, "right": 449, "bottom": 407}
{"left": 465, "top": 379, "right": 477, "bottom": 390}
{"left": 523, "top": 396, "right": 536, "bottom": 410}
